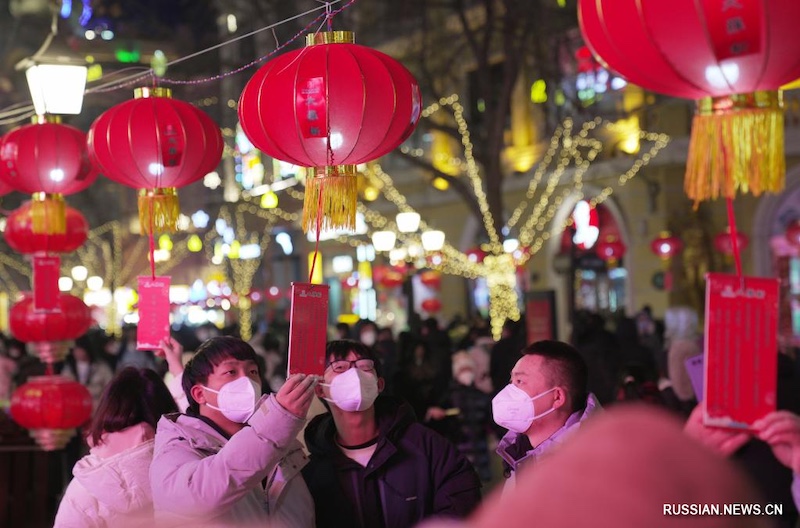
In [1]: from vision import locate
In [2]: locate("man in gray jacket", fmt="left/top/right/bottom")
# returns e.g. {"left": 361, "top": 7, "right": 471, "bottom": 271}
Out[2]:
{"left": 150, "top": 336, "right": 317, "bottom": 527}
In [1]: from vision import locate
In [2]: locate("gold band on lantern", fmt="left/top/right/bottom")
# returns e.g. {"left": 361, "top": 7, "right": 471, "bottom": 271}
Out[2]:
{"left": 305, "top": 31, "right": 355, "bottom": 46}
{"left": 31, "top": 115, "right": 61, "bottom": 124}
{"left": 30, "top": 192, "right": 66, "bottom": 234}
{"left": 302, "top": 165, "right": 358, "bottom": 233}
{"left": 134, "top": 87, "right": 173, "bottom": 99}
{"left": 685, "top": 90, "right": 785, "bottom": 205}
{"left": 138, "top": 187, "right": 179, "bottom": 235}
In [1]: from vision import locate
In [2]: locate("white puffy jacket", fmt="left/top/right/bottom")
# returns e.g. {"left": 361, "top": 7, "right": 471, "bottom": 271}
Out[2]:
{"left": 150, "top": 394, "right": 314, "bottom": 527}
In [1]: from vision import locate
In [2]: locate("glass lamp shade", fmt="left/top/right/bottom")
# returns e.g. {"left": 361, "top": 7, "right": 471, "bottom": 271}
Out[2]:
{"left": 26, "top": 64, "right": 87, "bottom": 115}
{"left": 372, "top": 231, "right": 397, "bottom": 252}
{"left": 396, "top": 212, "right": 421, "bottom": 233}
{"left": 421, "top": 230, "right": 445, "bottom": 252}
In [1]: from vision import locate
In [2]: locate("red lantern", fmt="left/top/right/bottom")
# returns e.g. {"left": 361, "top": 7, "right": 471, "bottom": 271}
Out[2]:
{"left": 465, "top": 247, "right": 486, "bottom": 264}
{"left": 10, "top": 293, "right": 92, "bottom": 352}
{"left": 650, "top": 231, "right": 684, "bottom": 261}
{"left": 239, "top": 31, "right": 421, "bottom": 233}
{"left": 5, "top": 201, "right": 88, "bottom": 254}
{"left": 380, "top": 270, "right": 404, "bottom": 289}
{"left": 0, "top": 119, "right": 98, "bottom": 234}
{"left": 419, "top": 270, "right": 442, "bottom": 289}
{"left": 714, "top": 229, "right": 750, "bottom": 256}
{"left": 595, "top": 236, "right": 626, "bottom": 266}
{"left": 87, "top": 87, "right": 223, "bottom": 234}
{"left": 786, "top": 220, "right": 800, "bottom": 248}
{"left": 421, "top": 298, "right": 442, "bottom": 314}
{"left": 0, "top": 178, "right": 13, "bottom": 196}
{"left": 579, "top": 1, "right": 799, "bottom": 203}
{"left": 10, "top": 375, "right": 92, "bottom": 450}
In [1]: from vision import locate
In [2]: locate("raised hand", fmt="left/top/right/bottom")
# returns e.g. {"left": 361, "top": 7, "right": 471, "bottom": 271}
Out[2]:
{"left": 275, "top": 373, "right": 317, "bottom": 418}
{"left": 754, "top": 411, "right": 800, "bottom": 474}
{"left": 683, "top": 403, "right": 750, "bottom": 456}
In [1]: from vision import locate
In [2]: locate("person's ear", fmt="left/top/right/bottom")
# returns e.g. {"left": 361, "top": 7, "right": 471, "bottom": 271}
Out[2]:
{"left": 552, "top": 387, "right": 567, "bottom": 410}
{"left": 314, "top": 382, "right": 325, "bottom": 399}
{"left": 190, "top": 384, "right": 208, "bottom": 407}
{"left": 377, "top": 377, "right": 385, "bottom": 393}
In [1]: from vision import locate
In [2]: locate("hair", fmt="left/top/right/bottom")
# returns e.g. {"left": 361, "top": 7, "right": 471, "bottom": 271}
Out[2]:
{"left": 325, "top": 340, "right": 383, "bottom": 378}
{"left": 88, "top": 367, "right": 178, "bottom": 446}
{"left": 181, "top": 336, "right": 262, "bottom": 413}
{"left": 522, "top": 340, "right": 589, "bottom": 414}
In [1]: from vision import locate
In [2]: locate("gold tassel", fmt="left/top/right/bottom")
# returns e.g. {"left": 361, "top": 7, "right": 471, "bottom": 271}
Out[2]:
{"left": 685, "top": 91, "right": 785, "bottom": 206}
{"left": 138, "top": 188, "right": 179, "bottom": 235}
{"left": 302, "top": 165, "right": 359, "bottom": 233}
{"left": 30, "top": 193, "right": 66, "bottom": 234}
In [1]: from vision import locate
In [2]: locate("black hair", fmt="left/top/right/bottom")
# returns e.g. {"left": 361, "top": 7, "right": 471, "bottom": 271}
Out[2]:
{"left": 88, "top": 367, "right": 178, "bottom": 446}
{"left": 325, "top": 339, "right": 383, "bottom": 378}
{"left": 521, "top": 340, "right": 589, "bottom": 413}
{"left": 182, "top": 336, "right": 262, "bottom": 413}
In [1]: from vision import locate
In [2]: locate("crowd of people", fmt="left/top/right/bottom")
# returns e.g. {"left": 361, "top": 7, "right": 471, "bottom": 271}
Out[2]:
{"left": 0, "top": 306, "right": 799, "bottom": 527}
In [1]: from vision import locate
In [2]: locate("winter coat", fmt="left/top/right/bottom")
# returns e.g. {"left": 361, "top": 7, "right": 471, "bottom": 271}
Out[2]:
{"left": 496, "top": 393, "right": 601, "bottom": 494}
{"left": 150, "top": 394, "right": 314, "bottom": 528}
{"left": 303, "top": 396, "right": 482, "bottom": 528}
{"left": 54, "top": 423, "right": 157, "bottom": 528}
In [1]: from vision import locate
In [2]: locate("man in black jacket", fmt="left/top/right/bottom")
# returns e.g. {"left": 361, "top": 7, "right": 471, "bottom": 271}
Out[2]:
{"left": 302, "top": 340, "right": 482, "bottom": 528}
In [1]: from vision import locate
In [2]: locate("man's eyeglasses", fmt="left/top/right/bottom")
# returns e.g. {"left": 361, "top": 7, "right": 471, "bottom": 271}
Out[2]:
{"left": 326, "top": 358, "right": 375, "bottom": 374}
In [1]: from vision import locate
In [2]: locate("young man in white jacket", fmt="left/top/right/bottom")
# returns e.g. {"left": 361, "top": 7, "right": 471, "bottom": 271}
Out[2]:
{"left": 150, "top": 336, "right": 317, "bottom": 527}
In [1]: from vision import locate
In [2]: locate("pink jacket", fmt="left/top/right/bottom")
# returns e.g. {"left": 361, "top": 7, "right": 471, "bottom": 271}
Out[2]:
{"left": 150, "top": 394, "right": 314, "bottom": 527}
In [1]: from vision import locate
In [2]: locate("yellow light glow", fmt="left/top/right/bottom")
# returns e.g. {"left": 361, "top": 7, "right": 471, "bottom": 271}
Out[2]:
{"left": 187, "top": 234, "right": 203, "bottom": 252}
{"left": 308, "top": 251, "right": 324, "bottom": 284}
{"left": 260, "top": 191, "right": 279, "bottom": 209}
{"left": 363, "top": 186, "right": 380, "bottom": 201}
{"left": 158, "top": 234, "right": 173, "bottom": 251}
{"left": 530, "top": 80, "right": 547, "bottom": 103}
{"left": 229, "top": 240, "right": 241, "bottom": 259}
{"left": 432, "top": 177, "right": 449, "bottom": 191}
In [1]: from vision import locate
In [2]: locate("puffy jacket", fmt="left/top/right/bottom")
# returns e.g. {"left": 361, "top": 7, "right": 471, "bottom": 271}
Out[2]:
{"left": 303, "top": 396, "right": 482, "bottom": 528}
{"left": 54, "top": 423, "right": 156, "bottom": 528}
{"left": 150, "top": 394, "right": 314, "bottom": 527}
{"left": 496, "top": 393, "right": 601, "bottom": 494}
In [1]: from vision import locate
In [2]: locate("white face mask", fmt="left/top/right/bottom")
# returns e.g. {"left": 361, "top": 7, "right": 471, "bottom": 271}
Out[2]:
{"left": 456, "top": 370, "right": 476, "bottom": 386}
{"left": 202, "top": 376, "right": 260, "bottom": 423}
{"left": 492, "top": 384, "right": 556, "bottom": 433}
{"left": 360, "top": 332, "right": 377, "bottom": 347}
{"left": 321, "top": 368, "right": 379, "bottom": 412}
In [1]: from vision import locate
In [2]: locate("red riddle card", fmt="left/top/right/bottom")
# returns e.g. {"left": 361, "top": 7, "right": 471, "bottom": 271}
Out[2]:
{"left": 137, "top": 276, "right": 171, "bottom": 350}
{"left": 703, "top": 273, "right": 779, "bottom": 431}
{"left": 287, "top": 282, "right": 329, "bottom": 377}
{"left": 33, "top": 255, "right": 60, "bottom": 311}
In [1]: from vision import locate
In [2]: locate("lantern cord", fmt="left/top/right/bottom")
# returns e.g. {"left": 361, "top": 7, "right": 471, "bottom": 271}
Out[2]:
{"left": 149, "top": 213, "right": 156, "bottom": 280}
{"left": 309, "top": 179, "right": 325, "bottom": 283}
{"left": 725, "top": 197, "right": 743, "bottom": 281}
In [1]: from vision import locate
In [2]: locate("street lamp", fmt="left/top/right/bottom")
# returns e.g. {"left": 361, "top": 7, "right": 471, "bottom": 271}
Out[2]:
{"left": 421, "top": 230, "right": 445, "bottom": 252}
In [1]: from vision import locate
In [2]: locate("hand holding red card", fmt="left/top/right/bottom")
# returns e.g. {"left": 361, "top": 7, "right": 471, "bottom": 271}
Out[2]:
{"left": 137, "top": 276, "right": 171, "bottom": 351}
{"left": 287, "top": 282, "right": 329, "bottom": 377}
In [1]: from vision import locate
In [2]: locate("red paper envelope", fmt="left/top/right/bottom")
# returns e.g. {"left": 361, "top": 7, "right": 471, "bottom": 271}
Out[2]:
{"left": 287, "top": 282, "right": 329, "bottom": 377}
{"left": 137, "top": 276, "right": 171, "bottom": 350}
{"left": 703, "top": 273, "right": 779, "bottom": 430}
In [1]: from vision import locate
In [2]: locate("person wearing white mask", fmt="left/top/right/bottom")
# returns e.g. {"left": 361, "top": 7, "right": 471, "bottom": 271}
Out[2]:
{"left": 303, "top": 340, "right": 482, "bottom": 528}
{"left": 150, "top": 336, "right": 317, "bottom": 527}
{"left": 493, "top": 340, "right": 601, "bottom": 494}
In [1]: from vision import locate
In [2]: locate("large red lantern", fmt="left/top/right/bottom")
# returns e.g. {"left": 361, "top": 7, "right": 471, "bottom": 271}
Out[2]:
{"left": 10, "top": 375, "right": 92, "bottom": 450}
{"left": 579, "top": 1, "right": 800, "bottom": 203}
{"left": 0, "top": 118, "right": 98, "bottom": 234}
{"left": 239, "top": 31, "right": 421, "bottom": 233}
{"left": 650, "top": 231, "right": 684, "bottom": 262}
{"left": 714, "top": 228, "right": 750, "bottom": 257}
{"left": 10, "top": 293, "right": 92, "bottom": 361}
{"left": 595, "top": 236, "right": 627, "bottom": 267}
{"left": 5, "top": 200, "right": 88, "bottom": 254}
{"left": 87, "top": 87, "right": 223, "bottom": 234}
{"left": 421, "top": 298, "right": 442, "bottom": 314}
{"left": 786, "top": 220, "right": 800, "bottom": 249}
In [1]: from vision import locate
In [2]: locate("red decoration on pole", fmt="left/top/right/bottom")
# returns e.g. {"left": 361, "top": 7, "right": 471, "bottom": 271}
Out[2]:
{"left": 87, "top": 87, "right": 223, "bottom": 235}
{"left": 10, "top": 375, "right": 92, "bottom": 451}
{"left": 0, "top": 117, "right": 98, "bottom": 234}
{"left": 786, "top": 220, "right": 800, "bottom": 248}
{"left": 421, "top": 298, "right": 442, "bottom": 314}
{"left": 578, "top": 1, "right": 800, "bottom": 204}
{"left": 5, "top": 201, "right": 88, "bottom": 254}
{"left": 239, "top": 31, "right": 421, "bottom": 233}
{"left": 713, "top": 228, "right": 750, "bottom": 257}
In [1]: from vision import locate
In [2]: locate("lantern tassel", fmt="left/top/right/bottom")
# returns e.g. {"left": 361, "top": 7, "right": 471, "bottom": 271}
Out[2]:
{"left": 685, "top": 91, "right": 785, "bottom": 206}
{"left": 30, "top": 193, "right": 66, "bottom": 235}
{"left": 138, "top": 188, "right": 179, "bottom": 235}
{"left": 302, "top": 165, "right": 358, "bottom": 233}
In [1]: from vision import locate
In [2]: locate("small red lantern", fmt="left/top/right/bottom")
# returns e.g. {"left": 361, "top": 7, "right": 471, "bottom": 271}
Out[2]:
{"left": 714, "top": 229, "right": 750, "bottom": 256}
{"left": 650, "top": 231, "right": 684, "bottom": 262}
{"left": 421, "top": 298, "right": 442, "bottom": 314}
{"left": 465, "top": 247, "right": 486, "bottom": 264}
{"left": 419, "top": 270, "right": 442, "bottom": 289}
{"left": 0, "top": 118, "right": 98, "bottom": 234}
{"left": 786, "top": 220, "right": 800, "bottom": 248}
{"left": 87, "top": 87, "right": 223, "bottom": 234}
{"left": 380, "top": 270, "right": 404, "bottom": 289}
{"left": 595, "top": 236, "right": 626, "bottom": 266}
{"left": 579, "top": 1, "right": 800, "bottom": 204}
{"left": 10, "top": 375, "right": 92, "bottom": 450}
{"left": 5, "top": 201, "right": 88, "bottom": 254}
{"left": 239, "top": 31, "right": 421, "bottom": 233}
{"left": 10, "top": 293, "right": 92, "bottom": 358}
